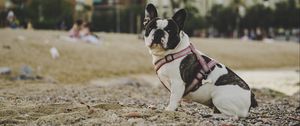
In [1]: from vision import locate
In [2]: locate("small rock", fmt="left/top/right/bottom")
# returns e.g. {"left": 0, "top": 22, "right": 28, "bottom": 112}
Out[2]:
{"left": 0, "top": 67, "right": 11, "bottom": 75}
{"left": 128, "top": 118, "right": 144, "bottom": 123}
{"left": 17, "top": 36, "right": 26, "bottom": 41}
{"left": 20, "top": 66, "right": 33, "bottom": 76}
{"left": 88, "top": 109, "right": 95, "bottom": 115}
{"left": 181, "top": 98, "right": 193, "bottom": 103}
{"left": 50, "top": 47, "right": 60, "bottom": 59}
{"left": 64, "top": 108, "right": 72, "bottom": 113}
{"left": 147, "top": 104, "right": 157, "bottom": 110}
{"left": 202, "top": 114, "right": 212, "bottom": 118}
{"left": 148, "top": 115, "right": 158, "bottom": 121}
{"left": 19, "top": 65, "right": 34, "bottom": 80}
{"left": 2, "top": 45, "right": 11, "bottom": 49}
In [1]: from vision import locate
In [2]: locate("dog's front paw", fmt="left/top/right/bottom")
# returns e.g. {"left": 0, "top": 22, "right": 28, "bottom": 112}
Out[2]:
{"left": 165, "top": 105, "right": 177, "bottom": 111}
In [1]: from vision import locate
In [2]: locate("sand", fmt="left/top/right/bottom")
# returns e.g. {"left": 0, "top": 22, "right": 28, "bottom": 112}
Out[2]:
{"left": 0, "top": 29, "right": 299, "bottom": 125}
{"left": 0, "top": 74, "right": 299, "bottom": 125}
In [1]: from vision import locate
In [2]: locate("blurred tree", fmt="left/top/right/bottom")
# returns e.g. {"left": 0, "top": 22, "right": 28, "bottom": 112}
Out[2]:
{"left": 208, "top": 5, "right": 238, "bottom": 37}
{"left": 0, "top": 11, "right": 6, "bottom": 27}
{"left": 92, "top": 8, "right": 115, "bottom": 32}
{"left": 92, "top": 4, "right": 143, "bottom": 33}
{"left": 241, "top": 4, "right": 274, "bottom": 29}
{"left": 169, "top": 0, "right": 207, "bottom": 36}
{"left": 274, "top": 0, "right": 299, "bottom": 29}
{"left": 26, "top": 0, "right": 73, "bottom": 29}
{"left": 119, "top": 5, "right": 143, "bottom": 33}
{"left": 184, "top": 5, "right": 207, "bottom": 36}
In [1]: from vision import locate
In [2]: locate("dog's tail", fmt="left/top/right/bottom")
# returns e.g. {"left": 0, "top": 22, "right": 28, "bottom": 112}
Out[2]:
{"left": 250, "top": 91, "right": 258, "bottom": 108}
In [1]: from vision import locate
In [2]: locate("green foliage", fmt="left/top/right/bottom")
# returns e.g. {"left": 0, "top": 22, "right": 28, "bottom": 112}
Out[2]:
{"left": 274, "top": 0, "right": 299, "bottom": 28}
{"left": 26, "top": 0, "right": 73, "bottom": 29}
{"left": 119, "top": 5, "right": 143, "bottom": 33}
{"left": 92, "top": 9, "right": 116, "bottom": 32}
{"left": 184, "top": 6, "right": 207, "bottom": 36}
{"left": 208, "top": 0, "right": 299, "bottom": 36}
{"left": 241, "top": 4, "right": 274, "bottom": 29}
{"left": 5, "top": 0, "right": 298, "bottom": 34}
{"left": 92, "top": 5, "right": 143, "bottom": 33}
{"left": 208, "top": 4, "right": 238, "bottom": 35}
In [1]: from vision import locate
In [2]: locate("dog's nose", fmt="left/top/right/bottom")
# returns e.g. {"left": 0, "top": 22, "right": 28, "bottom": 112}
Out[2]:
{"left": 153, "top": 29, "right": 165, "bottom": 44}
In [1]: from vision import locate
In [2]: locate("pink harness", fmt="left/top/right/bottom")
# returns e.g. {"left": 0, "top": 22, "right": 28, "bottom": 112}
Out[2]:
{"left": 154, "top": 44, "right": 217, "bottom": 96}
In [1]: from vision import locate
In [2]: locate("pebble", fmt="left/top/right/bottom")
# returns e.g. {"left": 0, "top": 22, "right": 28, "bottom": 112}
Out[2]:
{"left": 128, "top": 118, "right": 144, "bottom": 125}
{"left": 20, "top": 65, "right": 33, "bottom": 77}
{"left": 147, "top": 104, "right": 156, "bottom": 110}
{"left": 0, "top": 67, "right": 11, "bottom": 75}
{"left": 50, "top": 47, "right": 60, "bottom": 59}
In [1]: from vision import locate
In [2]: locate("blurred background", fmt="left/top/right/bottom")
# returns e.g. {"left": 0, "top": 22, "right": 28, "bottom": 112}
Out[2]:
{"left": 0, "top": 0, "right": 299, "bottom": 42}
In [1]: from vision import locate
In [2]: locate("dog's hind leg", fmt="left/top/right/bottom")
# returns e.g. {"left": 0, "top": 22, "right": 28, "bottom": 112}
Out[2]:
{"left": 212, "top": 85, "right": 251, "bottom": 117}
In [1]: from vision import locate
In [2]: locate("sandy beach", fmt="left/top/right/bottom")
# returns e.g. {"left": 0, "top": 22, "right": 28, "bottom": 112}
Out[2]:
{"left": 0, "top": 29, "right": 299, "bottom": 125}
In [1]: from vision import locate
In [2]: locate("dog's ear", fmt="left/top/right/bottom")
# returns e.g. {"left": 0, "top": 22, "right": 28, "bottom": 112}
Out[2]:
{"left": 144, "top": 4, "right": 158, "bottom": 26}
{"left": 172, "top": 9, "right": 186, "bottom": 30}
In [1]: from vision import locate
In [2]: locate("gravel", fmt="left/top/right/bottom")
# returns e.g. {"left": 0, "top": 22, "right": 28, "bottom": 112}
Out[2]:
{"left": 0, "top": 77, "right": 299, "bottom": 125}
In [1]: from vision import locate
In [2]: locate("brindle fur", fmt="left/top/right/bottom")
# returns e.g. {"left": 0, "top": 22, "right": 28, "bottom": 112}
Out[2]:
{"left": 215, "top": 67, "right": 250, "bottom": 90}
{"left": 215, "top": 67, "right": 258, "bottom": 108}
{"left": 180, "top": 55, "right": 258, "bottom": 109}
{"left": 179, "top": 54, "right": 216, "bottom": 93}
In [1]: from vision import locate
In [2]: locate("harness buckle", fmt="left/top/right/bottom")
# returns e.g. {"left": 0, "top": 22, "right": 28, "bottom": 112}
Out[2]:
{"left": 199, "top": 70, "right": 209, "bottom": 79}
{"left": 165, "top": 54, "right": 174, "bottom": 63}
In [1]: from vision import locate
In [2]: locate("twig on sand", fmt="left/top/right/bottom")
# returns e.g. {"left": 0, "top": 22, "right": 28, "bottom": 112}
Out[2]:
{"left": 79, "top": 101, "right": 95, "bottom": 114}
{"left": 288, "top": 116, "right": 300, "bottom": 121}
{"left": 79, "top": 101, "right": 91, "bottom": 109}
{"left": 124, "top": 112, "right": 142, "bottom": 118}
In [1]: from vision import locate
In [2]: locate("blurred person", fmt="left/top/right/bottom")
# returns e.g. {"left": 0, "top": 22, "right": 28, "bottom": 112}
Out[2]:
{"left": 268, "top": 27, "right": 275, "bottom": 39}
{"left": 249, "top": 29, "right": 256, "bottom": 40}
{"left": 79, "top": 22, "right": 101, "bottom": 44}
{"left": 261, "top": 28, "right": 274, "bottom": 43}
{"left": 60, "top": 21, "right": 67, "bottom": 30}
{"left": 6, "top": 10, "right": 14, "bottom": 23}
{"left": 256, "top": 27, "right": 263, "bottom": 41}
{"left": 208, "top": 27, "right": 214, "bottom": 38}
{"left": 69, "top": 19, "right": 83, "bottom": 38}
{"left": 6, "top": 10, "right": 19, "bottom": 29}
{"left": 27, "top": 20, "right": 33, "bottom": 30}
{"left": 241, "top": 29, "right": 249, "bottom": 41}
{"left": 59, "top": 19, "right": 83, "bottom": 43}
{"left": 285, "top": 29, "right": 290, "bottom": 41}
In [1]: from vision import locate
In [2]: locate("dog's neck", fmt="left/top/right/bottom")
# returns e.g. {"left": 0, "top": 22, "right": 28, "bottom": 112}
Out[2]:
{"left": 150, "top": 32, "right": 191, "bottom": 64}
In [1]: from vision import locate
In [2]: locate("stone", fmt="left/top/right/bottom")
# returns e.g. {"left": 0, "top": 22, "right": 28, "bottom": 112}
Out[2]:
{"left": 50, "top": 47, "right": 60, "bottom": 59}
{"left": 19, "top": 65, "right": 35, "bottom": 80}
{"left": 20, "top": 66, "right": 33, "bottom": 77}
{"left": 0, "top": 67, "right": 11, "bottom": 75}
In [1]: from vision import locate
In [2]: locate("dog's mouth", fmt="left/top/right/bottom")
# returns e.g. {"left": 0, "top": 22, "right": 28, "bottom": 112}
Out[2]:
{"left": 149, "top": 42, "right": 167, "bottom": 51}
{"left": 149, "top": 37, "right": 168, "bottom": 49}
{"left": 149, "top": 44, "right": 166, "bottom": 56}
{"left": 150, "top": 42, "right": 162, "bottom": 48}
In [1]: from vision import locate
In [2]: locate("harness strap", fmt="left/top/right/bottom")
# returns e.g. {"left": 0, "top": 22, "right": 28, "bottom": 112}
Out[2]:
{"left": 190, "top": 44, "right": 210, "bottom": 73}
{"left": 183, "top": 60, "right": 217, "bottom": 96}
{"left": 154, "top": 43, "right": 217, "bottom": 96}
{"left": 154, "top": 45, "right": 192, "bottom": 72}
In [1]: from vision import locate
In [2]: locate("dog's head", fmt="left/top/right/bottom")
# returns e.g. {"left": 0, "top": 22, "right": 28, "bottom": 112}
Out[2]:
{"left": 144, "top": 4, "right": 186, "bottom": 55}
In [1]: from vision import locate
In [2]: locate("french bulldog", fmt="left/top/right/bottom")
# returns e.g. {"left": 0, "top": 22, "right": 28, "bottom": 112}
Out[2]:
{"left": 143, "top": 4, "right": 257, "bottom": 117}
